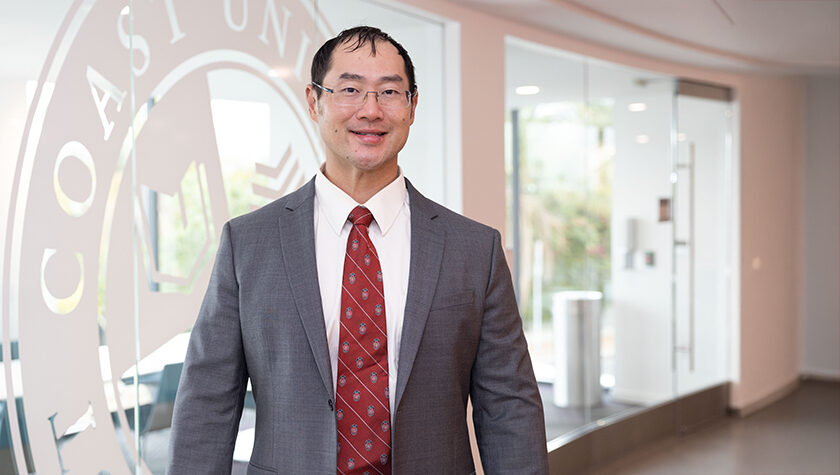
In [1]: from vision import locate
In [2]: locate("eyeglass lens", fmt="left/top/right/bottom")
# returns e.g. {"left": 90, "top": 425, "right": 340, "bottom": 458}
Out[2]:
{"left": 335, "top": 90, "right": 410, "bottom": 108}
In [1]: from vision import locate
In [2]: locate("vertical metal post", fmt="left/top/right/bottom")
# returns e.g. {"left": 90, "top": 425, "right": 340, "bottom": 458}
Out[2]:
{"left": 687, "top": 143, "right": 696, "bottom": 372}
{"left": 128, "top": 0, "right": 141, "bottom": 470}
{"left": 670, "top": 81, "right": 679, "bottom": 396}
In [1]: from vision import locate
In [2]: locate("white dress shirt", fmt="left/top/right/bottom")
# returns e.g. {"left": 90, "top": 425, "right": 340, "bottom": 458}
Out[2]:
{"left": 314, "top": 168, "right": 411, "bottom": 422}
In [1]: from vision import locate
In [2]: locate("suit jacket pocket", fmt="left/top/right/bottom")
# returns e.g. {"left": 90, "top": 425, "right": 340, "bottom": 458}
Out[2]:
{"left": 430, "top": 289, "right": 475, "bottom": 310}
{"left": 247, "top": 461, "right": 278, "bottom": 475}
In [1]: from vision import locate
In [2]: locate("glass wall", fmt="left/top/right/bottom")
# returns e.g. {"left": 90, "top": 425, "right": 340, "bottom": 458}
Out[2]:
{"left": 672, "top": 92, "right": 737, "bottom": 398}
{"left": 0, "top": 1, "right": 453, "bottom": 473}
{"left": 505, "top": 37, "right": 737, "bottom": 443}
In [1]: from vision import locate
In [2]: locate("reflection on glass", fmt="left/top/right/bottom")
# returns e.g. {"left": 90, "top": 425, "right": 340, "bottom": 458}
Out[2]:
{"left": 139, "top": 162, "right": 215, "bottom": 294}
{"left": 0, "top": 351, "right": 34, "bottom": 472}
{"left": 0, "top": 361, "right": 17, "bottom": 473}
{"left": 510, "top": 102, "right": 613, "bottom": 372}
{"left": 506, "top": 38, "right": 679, "bottom": 442}
{"left": 210, "top": 98, "right": 273, "bottom": 217}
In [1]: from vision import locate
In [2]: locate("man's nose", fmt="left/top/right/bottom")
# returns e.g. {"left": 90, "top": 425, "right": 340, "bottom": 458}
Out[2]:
{"left": 357, "top": 91, "right": 385, "bottom": 119}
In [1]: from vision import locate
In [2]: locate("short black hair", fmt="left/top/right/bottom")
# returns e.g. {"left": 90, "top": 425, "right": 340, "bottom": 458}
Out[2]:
{"left": 310, "top": 26, "right": 416, "bottom": 97}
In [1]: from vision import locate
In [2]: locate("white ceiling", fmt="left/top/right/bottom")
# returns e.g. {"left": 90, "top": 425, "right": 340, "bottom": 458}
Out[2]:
{"left": 4, "top": 0, "right": 836, "bottom": 78}
{"left": 449, "top": 0, "right": 840, "bottom": 75}
{"left": 505, "top": 40, "right": 676, "bottom": 108}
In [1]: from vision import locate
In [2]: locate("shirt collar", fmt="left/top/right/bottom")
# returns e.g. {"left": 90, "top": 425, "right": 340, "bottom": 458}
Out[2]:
{"left": 315, "top": 166, "right": 407, "bottom": 236}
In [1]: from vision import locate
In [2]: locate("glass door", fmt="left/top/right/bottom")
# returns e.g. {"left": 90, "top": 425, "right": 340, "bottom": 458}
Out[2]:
{"left": 607, "top": 74, "right": 677, "bottom": 409}
{"left": 672, "top": 83, "right": 736, "bottom": 399}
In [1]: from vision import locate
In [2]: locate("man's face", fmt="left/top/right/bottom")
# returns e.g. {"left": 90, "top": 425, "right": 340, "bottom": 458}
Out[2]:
{"left": 306, "top": 39, "right": 417, "bottom": 178}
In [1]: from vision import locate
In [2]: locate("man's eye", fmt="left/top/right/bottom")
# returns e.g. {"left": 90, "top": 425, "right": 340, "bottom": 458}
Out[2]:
{"left": 380, "top": 89, "right": 400, "bottom": 96}
{"left": 338, "top": 87, "right": 359, "bottom": 95}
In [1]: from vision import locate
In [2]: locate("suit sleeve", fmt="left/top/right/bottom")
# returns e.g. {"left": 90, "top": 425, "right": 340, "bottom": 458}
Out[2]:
{"left": 470, "top": 230, "right": 549, "bottom": 474}
{"left": 168, "top": 222, "right": 248, "bottom": 474}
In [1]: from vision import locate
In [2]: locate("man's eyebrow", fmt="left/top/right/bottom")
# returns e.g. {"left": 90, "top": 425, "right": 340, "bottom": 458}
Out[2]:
{"left": 379, "top": 74, "right": 405, "bottom": 84}
{"left": 338, "top": 73, "right": 364, "bottom": 81}
{"left": 336, "top": 73, "right": 405, "bottom": 84}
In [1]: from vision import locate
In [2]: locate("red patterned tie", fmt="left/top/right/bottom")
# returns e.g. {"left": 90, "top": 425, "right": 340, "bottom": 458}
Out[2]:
{"left": 336, "top": 206, "right": 391, "bottom": 475}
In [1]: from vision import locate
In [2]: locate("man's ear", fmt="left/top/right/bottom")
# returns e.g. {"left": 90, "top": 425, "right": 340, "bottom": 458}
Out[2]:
{"left": 409, "top": 89, "right": 418, "bottom": 125}
{"left": 305, "top": 84, "right": 319, "bottom": 122}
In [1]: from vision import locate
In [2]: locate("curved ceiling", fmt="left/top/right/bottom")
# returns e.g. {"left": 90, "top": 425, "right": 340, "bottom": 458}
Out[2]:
{"left": 449, "top": 0, "right": 840, "bottom": 75}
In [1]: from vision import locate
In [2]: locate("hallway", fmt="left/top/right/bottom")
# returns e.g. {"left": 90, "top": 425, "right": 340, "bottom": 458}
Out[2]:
{"left": 588, "top": 380, "right": 840, "bottom": 474}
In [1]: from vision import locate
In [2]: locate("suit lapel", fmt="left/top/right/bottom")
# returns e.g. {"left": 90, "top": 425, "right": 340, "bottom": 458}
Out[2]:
{"left": 277, "top": 179, "right": 334, "bottom": 397}
{"left": 395, "top": 180, "right": 445, "bottom": 411}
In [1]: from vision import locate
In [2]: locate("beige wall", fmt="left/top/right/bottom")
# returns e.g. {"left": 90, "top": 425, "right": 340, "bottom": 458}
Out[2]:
{"left": 398, "top": 0, "right": 807, "bottom": 411}
{"left": 733, "top": 75, "right": 805, "bottom": 408}
{"left": 459, "top": 18, "right": 507, "bottom": 234}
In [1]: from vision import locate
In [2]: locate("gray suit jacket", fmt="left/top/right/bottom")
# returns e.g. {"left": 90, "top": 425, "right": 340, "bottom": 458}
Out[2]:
{"left": 168, "top": 178, "right": 548, "bottom": 474}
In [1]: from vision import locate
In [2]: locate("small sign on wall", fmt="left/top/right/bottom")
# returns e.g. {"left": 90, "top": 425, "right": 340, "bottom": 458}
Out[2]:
{"left": 644, "top": 251, "right": 656, "bottom": 267}
{"left": 659, "top": 197, "right": 671, "bottom": 222}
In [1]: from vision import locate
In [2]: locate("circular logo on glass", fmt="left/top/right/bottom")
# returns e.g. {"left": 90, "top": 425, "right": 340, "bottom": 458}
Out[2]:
{"left": 2, "top": 1, "right": 329, "bottom": 473}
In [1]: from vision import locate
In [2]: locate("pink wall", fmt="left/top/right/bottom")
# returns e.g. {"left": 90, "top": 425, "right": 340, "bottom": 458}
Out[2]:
{"left": 459, "top": 20, "right": 507, "bottom": 234}
{"left": 733, "top": 76, "right": 805, "bottom": 409}
{"left": 401, "top": 0, "right": 806, "bottom": 411}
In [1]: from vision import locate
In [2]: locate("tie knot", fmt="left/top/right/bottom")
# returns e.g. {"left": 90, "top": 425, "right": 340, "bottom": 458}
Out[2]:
{"left": 348, "top": 206, "right": 374, "bottom": 228}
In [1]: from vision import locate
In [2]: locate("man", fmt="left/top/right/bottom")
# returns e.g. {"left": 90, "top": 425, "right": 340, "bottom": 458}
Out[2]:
{"left": 168, "top": 26, "right": 548, "bottom": 474}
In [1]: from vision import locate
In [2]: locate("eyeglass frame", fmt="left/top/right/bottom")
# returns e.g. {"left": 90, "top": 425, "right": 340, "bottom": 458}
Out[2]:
{"left": 311, "top": 82, "right": 417, "bottom": 109}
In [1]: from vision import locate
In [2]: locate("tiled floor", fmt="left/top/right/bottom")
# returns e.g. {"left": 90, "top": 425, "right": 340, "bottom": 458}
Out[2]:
{"left": 146, "top": 380, "right": 838, "bottom": 474}
{"left": 588, "top": 380, "right": 840, "bottom": 475}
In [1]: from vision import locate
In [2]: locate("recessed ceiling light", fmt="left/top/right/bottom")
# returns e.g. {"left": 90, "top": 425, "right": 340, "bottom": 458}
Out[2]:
{"left": 515, "top": 85, "right": 540, "bottom": 96}
{"left": 628, "top": 102, "right": 647, "bottom": 112}
{"left": 636, "top": 135, "right": 650, "bottom": 144}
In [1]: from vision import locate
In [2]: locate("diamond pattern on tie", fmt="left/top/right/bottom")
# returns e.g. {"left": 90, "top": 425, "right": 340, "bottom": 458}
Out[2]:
{"left": 336, "top": 206, "right": 391, "bottom": 475}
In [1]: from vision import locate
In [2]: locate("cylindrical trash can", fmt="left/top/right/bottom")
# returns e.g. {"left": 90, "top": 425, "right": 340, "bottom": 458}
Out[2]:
{"left": 552, "top": 291, "right": 602, "bottom": 407}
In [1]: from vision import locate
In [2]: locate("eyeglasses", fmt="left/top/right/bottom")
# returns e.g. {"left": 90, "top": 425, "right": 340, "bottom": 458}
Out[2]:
{"left": 312, "top": 82, "right": 415, "bottom": 109}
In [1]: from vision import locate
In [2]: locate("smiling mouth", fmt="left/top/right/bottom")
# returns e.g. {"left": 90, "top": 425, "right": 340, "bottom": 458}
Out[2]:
{"left": 352, "top": 130, "right": 386, "bottom": 137}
